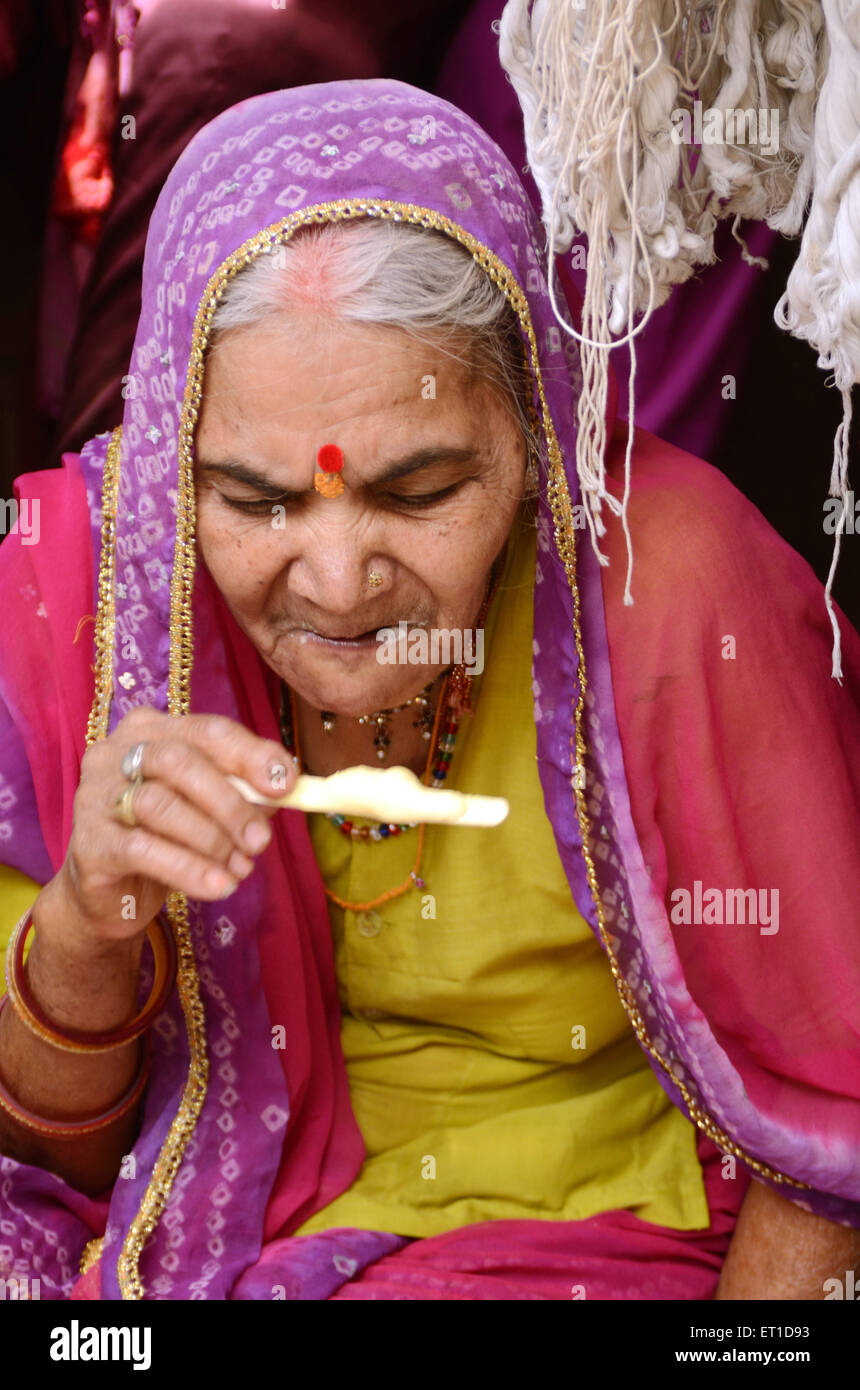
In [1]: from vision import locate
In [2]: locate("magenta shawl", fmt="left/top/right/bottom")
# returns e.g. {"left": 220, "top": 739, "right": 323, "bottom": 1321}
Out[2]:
{"left": 1, "top": 79, "right": 859, "bottom": 1301}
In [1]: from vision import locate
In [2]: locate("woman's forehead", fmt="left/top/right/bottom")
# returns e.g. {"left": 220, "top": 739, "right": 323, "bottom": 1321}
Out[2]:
{"left": 203, "top": 314, "right": 482, "bottom": 411}
{"left": 198, "top": 320, "right": 494, "bottom": 458}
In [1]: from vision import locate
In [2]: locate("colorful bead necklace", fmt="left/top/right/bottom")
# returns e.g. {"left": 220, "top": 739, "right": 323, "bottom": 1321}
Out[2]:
{"left": 279, "top": 554, "right": 506, "bottom": 912}
{"left": 280, "top": 674, "right": 460, "bottom": 909}
{"left": 279, "top": 677, "right": 452, "bottom": 844}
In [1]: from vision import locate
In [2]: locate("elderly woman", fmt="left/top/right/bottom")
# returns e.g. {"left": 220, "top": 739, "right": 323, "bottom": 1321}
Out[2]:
{"left": 0, "top": 80, "right": 859, "bottom": 1303}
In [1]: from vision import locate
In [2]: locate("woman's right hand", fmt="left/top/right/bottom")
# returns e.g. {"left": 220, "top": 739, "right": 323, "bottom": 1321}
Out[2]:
{"left": 43, "top": 707, "right": 294, "bottom": 948}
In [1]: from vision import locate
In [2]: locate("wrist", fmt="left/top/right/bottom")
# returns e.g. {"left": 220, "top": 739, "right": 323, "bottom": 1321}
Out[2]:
{"left": 32, "top": 873, "right": 146, "bottom": 966}
{"left": 10, "top": 890, "right": 174, "bottom": 1047}
{"left": 18, "top": 888, "right": 145, "bottom": 1036}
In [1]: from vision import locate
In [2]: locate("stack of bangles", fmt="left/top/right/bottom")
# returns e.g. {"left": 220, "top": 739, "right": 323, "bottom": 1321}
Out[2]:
{"left": 0, "top": 906, "right": 176, "bottom": 1139}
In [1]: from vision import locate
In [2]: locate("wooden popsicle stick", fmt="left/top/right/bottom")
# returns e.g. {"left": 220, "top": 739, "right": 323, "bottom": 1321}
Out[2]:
{"left": 226, "top": 765, "right": 509, "bottom": 827}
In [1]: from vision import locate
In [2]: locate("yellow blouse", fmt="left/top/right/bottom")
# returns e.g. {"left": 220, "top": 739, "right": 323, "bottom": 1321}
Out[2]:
{"left": 0, "top": 865, "right": 40, "bottom": 960}
{"left": 294, "top": 507, "right": 708, "bottom": 1239}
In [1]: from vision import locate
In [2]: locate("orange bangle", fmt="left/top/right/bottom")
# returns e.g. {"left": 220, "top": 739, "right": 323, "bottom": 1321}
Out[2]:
{"left": 4, "top": 906, "right": 176, "bottom": 1054}
{"left": 0, "top": 1012, "right": 150, "bottom": 1138}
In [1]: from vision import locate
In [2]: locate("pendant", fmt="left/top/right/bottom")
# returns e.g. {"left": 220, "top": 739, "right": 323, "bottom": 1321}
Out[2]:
{"left": 412, "top": 693, "right": 434, "bottom": 741}
{"left": 356, "top": 910, "right": 385, "bottom": 938}
{"left": 369, "top": 713, "right": 391, "bottom": 760}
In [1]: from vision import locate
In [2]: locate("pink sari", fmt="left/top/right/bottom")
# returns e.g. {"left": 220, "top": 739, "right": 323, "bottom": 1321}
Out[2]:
{"left": 6, "top": 412, "right": 858, "bottom": 1299}
{"left": 35, "top": 447, "right": 742, "bottom": 1303}
{"left": 18, "top": 425, "right": 853, "bottom": 1300}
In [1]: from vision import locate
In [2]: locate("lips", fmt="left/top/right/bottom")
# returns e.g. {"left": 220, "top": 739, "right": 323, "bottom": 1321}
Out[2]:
{"left": 295, "top": 616, "right": 419, "bottom": 640}
{"left": 311, "top": 628, "right": 378, "bottom": 642}
{"left": 291, "top": 624, "right": 388, "bottom": 650}
{"left": 288, "top": 619, "right": 428, "bottom": 647}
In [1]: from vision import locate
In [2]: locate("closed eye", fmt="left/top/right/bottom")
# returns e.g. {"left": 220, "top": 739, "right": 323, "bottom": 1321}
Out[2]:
{"left": 381, "top": 483, "right": 462, "bottom": 509}
{"left": 220, "top": 494, "right": 292, "bottom": 515}
{"left": 220, "top": 482, "right": 464, "bottom": 514}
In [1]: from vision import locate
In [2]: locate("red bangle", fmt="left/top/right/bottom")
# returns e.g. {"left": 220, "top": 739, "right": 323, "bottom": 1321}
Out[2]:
{"left": 4, "top": 906, "right": 176, "bottom": 1054}
{"left": 0, "top": 1008, "right": 150, "bottom": 1138}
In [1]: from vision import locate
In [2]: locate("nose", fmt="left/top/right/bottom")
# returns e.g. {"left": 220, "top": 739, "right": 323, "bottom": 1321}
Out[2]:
{"left": 287, "top": 514, "right": 391, "bottom": 617}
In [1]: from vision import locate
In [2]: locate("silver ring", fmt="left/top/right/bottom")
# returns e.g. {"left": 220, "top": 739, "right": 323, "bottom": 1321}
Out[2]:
{"left": 121, "top": 742, "right": 146, "bottom": 780}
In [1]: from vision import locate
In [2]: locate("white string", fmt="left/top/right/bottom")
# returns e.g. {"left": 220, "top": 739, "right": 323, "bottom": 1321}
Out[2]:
{"left": 822, "top": 388, "right": 854, "bottom": 683}
{"left": 498, "top": 0, "right": 857, "bottom": 678}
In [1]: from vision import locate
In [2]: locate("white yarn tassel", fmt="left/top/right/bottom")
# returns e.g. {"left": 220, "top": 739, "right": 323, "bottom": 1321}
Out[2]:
{"left": 498, "top": 0, "right": 688, "bottom": 603}
{"left": 499, "top": 1, "right": 857, "bottom": 677}
{"left": 820, "top": 390, "right": 855, "bottom": 680}
{"left": 775, "top": 0, "right": 860, "bottom": 679}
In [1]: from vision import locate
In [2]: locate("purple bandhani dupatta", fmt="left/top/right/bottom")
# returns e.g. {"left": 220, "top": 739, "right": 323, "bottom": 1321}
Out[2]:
{"left": 0, "top": 79, "right": 859, "bottom": 1302}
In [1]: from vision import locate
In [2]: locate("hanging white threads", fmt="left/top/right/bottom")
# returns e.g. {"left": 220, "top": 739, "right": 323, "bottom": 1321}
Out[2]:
{"left": 499, "top": 1, "right": 857, "bottom": 679}
{"left": 775, "top": 0, "right": 860, "bottom": 680}
{"left": 499, "top": 0, "right": 704, "bottom": 604}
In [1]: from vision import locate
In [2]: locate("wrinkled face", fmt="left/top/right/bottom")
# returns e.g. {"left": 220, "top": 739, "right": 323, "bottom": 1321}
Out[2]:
{"left": 195, "top": 309, "right": 527, "bottom": 716}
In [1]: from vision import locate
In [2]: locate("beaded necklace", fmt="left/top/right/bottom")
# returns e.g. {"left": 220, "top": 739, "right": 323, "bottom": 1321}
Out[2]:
{"left": 279, "top": 556, "right": 505, "bottom": 913}
{"left": 279, "top": 675, "right": 459, "bottom": 843}
{"left": 280, "top": 674, "right": 457, "bottom": 910}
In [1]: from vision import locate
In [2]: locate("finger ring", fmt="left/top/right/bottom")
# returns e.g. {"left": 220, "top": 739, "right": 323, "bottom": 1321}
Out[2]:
{"left": 115, "top": 773, "right": 143, "bottom": 828}
{"left": 121, "top": 742, "right": 146, "bottom": 780}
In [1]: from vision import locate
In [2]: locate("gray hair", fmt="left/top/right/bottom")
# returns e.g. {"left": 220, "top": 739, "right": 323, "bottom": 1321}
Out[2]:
{"left": 208, "top": 219, "right": 538, "bottom": 459}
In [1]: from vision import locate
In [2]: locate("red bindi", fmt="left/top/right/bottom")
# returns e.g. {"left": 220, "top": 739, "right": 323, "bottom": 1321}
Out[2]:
{"left": 317, "top": 444, "right": 344, "bottom": 474}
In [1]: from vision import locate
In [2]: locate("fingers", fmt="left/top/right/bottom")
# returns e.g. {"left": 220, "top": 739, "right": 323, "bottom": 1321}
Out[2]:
{"left": 118, "top": 774, "right": 258, "bottom": 881}
{"left": 95, "top": 815, "right": 242, "bottom": 902}
{"left": 76, "top": 708, "right": 295, "bottom": 910}
{"left": 110, "top": 706, "right": 295, "bottom": 846}
{"left": 122, "top": 708, "right": 295, "bottom": 799}
{"left": 123, "top": 737, "right": 274, "bottom": 860}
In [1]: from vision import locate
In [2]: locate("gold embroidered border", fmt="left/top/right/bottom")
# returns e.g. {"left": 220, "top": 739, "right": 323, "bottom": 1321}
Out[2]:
{"left": 79, "top": 1235, "right": 104, "bottom": 1276}
{"left": 85, "top": 427, "right": 122, "bottom": 745}
{"left": 92, "top": 197, "right": 804, "bottom": 1295}
{"left": 83, "top": 428, "right": 209, "bottom": 1297}
{"left": 79, "top": 430, "right": 119, "bottom": 1288}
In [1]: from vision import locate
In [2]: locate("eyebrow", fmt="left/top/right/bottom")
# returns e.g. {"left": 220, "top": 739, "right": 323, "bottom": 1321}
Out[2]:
{"left": 196, "top": 446, "right": 480, "bottom": 500}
